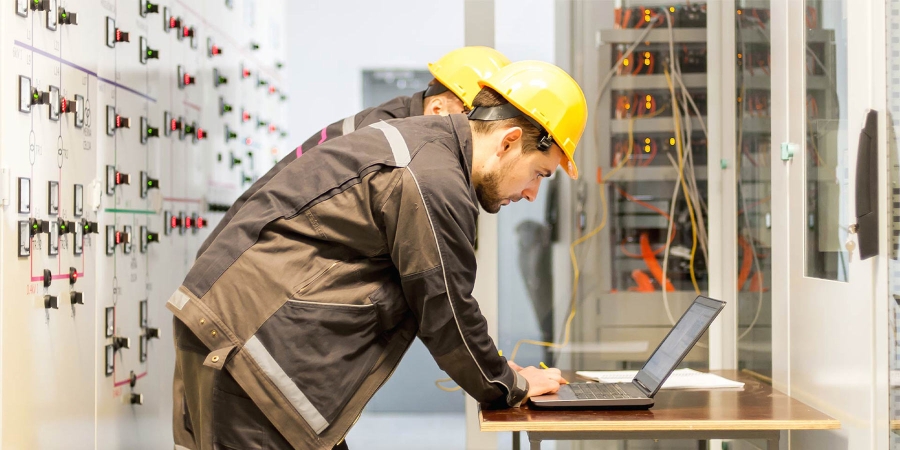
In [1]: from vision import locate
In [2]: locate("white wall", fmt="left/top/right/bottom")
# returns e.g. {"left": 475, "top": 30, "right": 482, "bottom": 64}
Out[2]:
{"left": 286, "top": 0, "right": 464, "bottom": 141}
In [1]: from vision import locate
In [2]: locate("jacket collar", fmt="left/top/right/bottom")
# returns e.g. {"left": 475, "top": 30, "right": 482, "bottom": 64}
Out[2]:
{"left": 409, "top": 91, "right": 426, "bottom": 117}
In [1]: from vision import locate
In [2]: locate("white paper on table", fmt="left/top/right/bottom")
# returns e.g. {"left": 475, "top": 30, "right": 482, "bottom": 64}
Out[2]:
{"left": 575, "top": 368, "right": 745, "bottom": 390}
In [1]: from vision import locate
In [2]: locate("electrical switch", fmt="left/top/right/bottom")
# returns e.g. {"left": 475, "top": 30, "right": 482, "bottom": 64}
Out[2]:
{"left": 140, "top": 0, "right": 159, "bottom": 17}
{"left": 81, "top": 218, "right": 99, "bottom": 235}
{"left": 44, "top": 294, "right": 58, "bottom": 310}
{"left": 196, "top": 216, "right": 206, "bottom": 229}
{"left": 166, "top": 211, "right": 186, "bottom": 235}
{"left": 146, "top": 328, "right": 160, "bottom": 339}
{"left": 184, "top": 215, "right": 193, "bottom": 230}
{"left": 42, "top": 269, "right": 52, "bottom": 288}
{"left": 230, "top": 152, "right": 242, "bottom": 168}
{"left": 58, "top": 7, "right": 76, "bottom": 25}
{"left": 182, "top": 25, "right": 194, "bottom": 39}
{"left": 280, "top": 94, "right": 288, "bottom": 102}
{"left": 130, "top": 393, "right": 143, "bottom": 405}
{"left": 208, "top": 38, "right": 223, "bottom": 57}
{"left": 257, "top": 119, "right": 268, "bottom": 129}
{"left": 107, "top": 106, "right": 131, "bottom": 136}
{"left": 257, "top": 77, "right": 268, "bottom": 88}
{"left": 68, "top": 266, "right": 78, "bottom": 284}
{"left": 106, "top": 17, "right": 130, "bottom": 48}
{"left": 164, "top": 9, "right": 181, "bottom": 32}
{"left": 165, "top": 112, "right": 183, "bottom": 138}
{"left": 70, "top": 291, "right": 83, "bottom": 305}
{"left": 225, "top": 124, "right": 238, "bottom": 142}
{"left": 31, "top": 0, "right": 50, "bottom": 12}
{"left": 177, "top": 66, "right": 195, "bottom": 89}
{"left": 48, "top": 85, "right": 60, "bottom": 121}
{"left": 219, "top": 97, "right": 233, "bottom": 116}
{"left": 214, "top": 68, "right": 228, "bottom": 87}
{"left": 106, "top": 165, "right": 130, "bottom": 195}
{"left": 140, "top": 226, "right": 159, "bottom": 253}
{"left": 268, "top": 124, "right": 278, "bottom": 134}
{"left": 140, "top": 117, "right": 159, "bottom": 144}
{"left": 268, "top": 85, "right": 278, "bottom": 96}
{"left": 30, "top": 218, "right": 49, "bottom": 238}
{"left": 61, "top": 96, "right": 76, "bottom": 117}
{"left": 122, "top": 225, "right": 133, "bottom": 254}
{"left": 241, "top": 109, "right": 251, "bottom": 123}
{"left": 139, "top": 37, "right": 160, "bottom": 64}
{"left": 250, "top": 42, "right": 260, "bottom": 51}
{"left": 183, "top": 122, "right": 205, "bottom": 142}
{"left": 113, "top": 336, "right": 131, "bottom": 351}
{"left": 58, "top": 220, "right": 74, "bottom": 236}
{"left": 241, "top": 172, "right": 253, "bottom": 186}
{"left": 276, "top": 61, "right": 284, "bottom": 69}
{"left": 140, "top": 171, "right": 159, "bottom": 198}
{"left": 241, "top": 64, "right": 252, "bottom": 79}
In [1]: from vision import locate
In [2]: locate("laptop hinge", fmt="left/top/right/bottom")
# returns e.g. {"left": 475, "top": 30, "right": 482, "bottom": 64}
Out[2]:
{"left": 633, "top": 379, "right": 651, "bottom": 396}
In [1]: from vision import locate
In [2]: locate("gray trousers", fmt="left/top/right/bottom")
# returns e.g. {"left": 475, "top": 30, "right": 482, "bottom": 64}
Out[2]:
{"left": 173, "top": 318, "right": 349, "bottom": 450}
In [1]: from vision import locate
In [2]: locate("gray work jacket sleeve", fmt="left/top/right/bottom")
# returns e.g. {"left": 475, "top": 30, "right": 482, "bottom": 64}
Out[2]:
{"left": 380, "top": 142, "right": 529, "bottom": 408}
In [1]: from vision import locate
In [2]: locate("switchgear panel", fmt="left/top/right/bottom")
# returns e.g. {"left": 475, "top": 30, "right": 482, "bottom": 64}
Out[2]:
{"left": 0, "top": 1, "right": 288, "bottom": 448}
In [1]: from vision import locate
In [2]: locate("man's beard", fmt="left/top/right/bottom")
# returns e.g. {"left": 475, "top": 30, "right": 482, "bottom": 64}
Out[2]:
{"left": 475, "top": 170, "right": 505, "bottom": 214}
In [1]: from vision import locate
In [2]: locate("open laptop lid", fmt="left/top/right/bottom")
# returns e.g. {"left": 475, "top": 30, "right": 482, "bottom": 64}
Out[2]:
{"left": 632, "top": 296, "right": 726, "bottom": 398}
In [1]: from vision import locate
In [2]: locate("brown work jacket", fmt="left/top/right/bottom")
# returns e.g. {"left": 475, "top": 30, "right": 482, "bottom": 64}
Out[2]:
{"left": 196, "top": 92, "right": 426, "bottom": 257}
{"left": 167, "top": 114, "right": 528, "bottom": 449}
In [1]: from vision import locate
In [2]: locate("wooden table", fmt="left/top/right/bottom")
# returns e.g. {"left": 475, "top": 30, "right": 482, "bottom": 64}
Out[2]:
{"left": 480, "top": 370, "right": 839, "bottom": 450}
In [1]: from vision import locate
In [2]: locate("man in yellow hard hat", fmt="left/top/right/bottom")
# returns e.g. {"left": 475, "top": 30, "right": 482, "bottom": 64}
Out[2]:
{"left": 196, "top": 46, "right": 511, "bottom": 257}
{"left": 169, "top": 60, "right": 587, "bottom": 450}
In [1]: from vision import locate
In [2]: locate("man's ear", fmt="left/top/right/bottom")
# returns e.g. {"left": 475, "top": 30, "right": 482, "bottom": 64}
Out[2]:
{"left": 499, "top": 127, "right": 523, "bottom": 154}
{"left": 426, "top": 96, "right": 445, "bottom": 115}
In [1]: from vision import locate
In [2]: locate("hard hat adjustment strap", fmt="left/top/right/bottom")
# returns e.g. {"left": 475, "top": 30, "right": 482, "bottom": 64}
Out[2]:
{"left": 467, "top": 103, "right": 554, "bottom": 151}
{"left": 424, "top": 82, "right": 450, "bottom": 98}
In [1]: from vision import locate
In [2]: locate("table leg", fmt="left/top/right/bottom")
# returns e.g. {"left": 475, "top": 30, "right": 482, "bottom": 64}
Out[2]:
{"left": 513, "top": 431, "right": 520, "bottom": 450}
{"left": 767, "top": 431, "right": 780, "bottom": 450}
{"left": 528, "top": 432, "right": 542, "bottom": 450}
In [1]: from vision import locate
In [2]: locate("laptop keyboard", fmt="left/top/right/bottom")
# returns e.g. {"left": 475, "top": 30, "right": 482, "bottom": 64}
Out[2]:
{"left": 569, "top": 382, "right": 639, "bottom": 400}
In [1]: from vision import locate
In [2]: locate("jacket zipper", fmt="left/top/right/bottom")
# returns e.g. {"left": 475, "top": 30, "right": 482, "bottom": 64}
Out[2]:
{"left": 294, "top": 261, "right": 338, "bottom": 295}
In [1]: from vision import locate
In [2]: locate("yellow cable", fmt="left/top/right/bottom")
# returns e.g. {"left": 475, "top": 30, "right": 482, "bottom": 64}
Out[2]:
{"left": 664, "top": 67, "right": 700, "bottom": 294}
{"left": 606, "top": 105, "right": 669, "bottom": 182}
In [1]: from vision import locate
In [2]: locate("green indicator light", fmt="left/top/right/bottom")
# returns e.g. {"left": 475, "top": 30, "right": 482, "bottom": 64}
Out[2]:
{"left": 148, "top": 235, "right": 153, "bottom": 240}
{"left": 62, "top": 13, "right": 67, "bottom": 18}
{"left": 147, "top": 50, "right": 152, "bottom": 56}
{"left": 33, "top": 93, "right": 38, "bottom": 99}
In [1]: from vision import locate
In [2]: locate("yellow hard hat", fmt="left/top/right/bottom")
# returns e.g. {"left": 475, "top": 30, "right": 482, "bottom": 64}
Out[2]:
{"left": 427, "top": 46, "right": 511, "bottom": 109}
{"left": 475, "top": 60, "right": 588, "bottom": 179}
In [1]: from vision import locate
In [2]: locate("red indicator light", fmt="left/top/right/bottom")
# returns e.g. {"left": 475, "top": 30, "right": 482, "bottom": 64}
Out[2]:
{"left": 115, "top": 232, "right": 122, "bottom": 244}
{"left": 170, "top": 17, "right": 176, "bottom": 28}
{"left": 185, "top": 217, "right": 192, "bottom": 229}
{"left": 242, "top": 69, "right": 251, "bottom": 78}
{"left": 212, "top": 46, "right": 220, "bottom": 55}
{"left": 170, "top": 216, "right": 177, "bottom": 228}
{"left": 61, "top": 98, "right": 67, "bottom": 112}
{"left": 116, "top": 115, "right": 121, "bottom": 128}
{"left": 183, "top": 74, "right": 191, "bottom": 85}
{"left": 245, "top": 137, "right": 252, "bottom": 145}
{"left": 242, "top": 111, "right": 250, "bottom": 122}
{"left": 170, "top": 119, "right": 177, "bottom": 130}
{"left": 268, "top": 86, "right": 276, "bottom": 94}
{"left": 115, "top": 172, "right": 121, "bottom": 184}
{"left": 196, "top": 129, "right": 206, "bottom": 139}
{"left": 116, "top": 30, "right": 121, "bottom": 41}
{"left": 197, "top": 218, "right": 206, "bottom": 228}
{"left": 268, "top": 124, "right": 276, "bottom": 133}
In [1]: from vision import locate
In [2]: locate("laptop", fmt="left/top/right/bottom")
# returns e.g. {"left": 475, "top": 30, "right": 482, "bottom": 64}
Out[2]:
{"left": 529, "top": 295, "right": 726, "bottom": 408}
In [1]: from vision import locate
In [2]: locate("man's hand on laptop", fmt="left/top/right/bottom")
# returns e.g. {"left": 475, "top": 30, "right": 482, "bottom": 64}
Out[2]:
{"left": 507, "top": 361, "right": 568, "bottom": 400}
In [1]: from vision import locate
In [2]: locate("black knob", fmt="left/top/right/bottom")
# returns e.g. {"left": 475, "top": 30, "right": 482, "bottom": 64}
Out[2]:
{"left": 44, "top": 294, "right": 58, "bottom": 309}
{"left": 68, "top": 266, "right": 78, "bottom": 284}
{"left": 30, "top": 218, "right": 49, "bottom": 237}
{"left": 113, "top": 336, "right": 131, "bottom": 351}
{"left": 43, "top": 269, "right": 52, "bottom": 288}
{"left": 130, "top": 393, "right": 143, "bottom": 405}
{"left": 146, "top": 328, "right": 160, "bottom": 339}
{"left": 70, "top": 291, "right": 84, "bottom": 305}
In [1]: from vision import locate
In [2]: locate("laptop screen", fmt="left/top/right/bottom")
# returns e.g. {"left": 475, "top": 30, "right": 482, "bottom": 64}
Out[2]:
{"left": 633, "top": 296, "right": 725, "bottom": 396}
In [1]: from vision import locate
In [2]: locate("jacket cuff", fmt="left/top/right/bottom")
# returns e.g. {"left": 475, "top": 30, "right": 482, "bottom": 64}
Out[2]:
{"left": 507, "top": 371, "right": 529, "bottom": 407}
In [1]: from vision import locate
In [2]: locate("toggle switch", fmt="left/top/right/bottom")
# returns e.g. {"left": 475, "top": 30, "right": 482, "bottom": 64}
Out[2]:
{"left": 257, "top": 77, "right": 268, "bottom": 88}
{"left": 183, "top": 123, "right": 205, "bottom": 143}
{"left": 58, "top": 7, "right": 77, "bottom": 25}
{"left": 61, "top": 96, "right": 77, "bottom": 116}
{"left": 139, "top": 37, "right": 159, "bottom": 64}
{"left": 177, "top": 66, "right": 195, "bottom": 89}
{"left": 241, "top": 64, "right": 252, "bottom": 79}
{"left": 219, "top": 98, "right": 233, "bottom": 117}
{"left": 140, "top": 171, "right": 159, "bottom": 198}
{"left": 225, "top": 124, "right": 238, "bottom": 142}
{"left": 208, "top": 37, "right": 223, "bottom": 57}
{"left": 106, "top": 17, "right": 130, "bottom": 48}
{"left": 268, "top": 85, "right": 278, "bottom": 95}
{"left": 229, "top": 151, "right": 242, "bottom": 168}
{"left": 146, "top": 327, "right": 161, "bottom": 339}
{"left": 81, "top": 218, "right": 99, "bottom": 235}
{"left": 113, "top": 336, "right": 131, "bottom": 351}
{"left": 256, "top": 119, "right": 268, "bottom": 129}
{"left": 140, "top": 117, "right": 160, "bottom": 144}
{"left": 181, "top": 25, "right": 194, "bottom": 39}
{"left": 42, "top": 268, "right": 52, "bottom": 288}
{"left": 196, "top": 216, "right": 206, "bottom": 229}
{"left": 58, "top": 220, "right": 74, "bottom": 236}
{"left": 139, "top": 226, "right": 159, "bottom": 253}
{"left": 44, "top": 294, "right": 59, "bottom": 310}
{"left": 30, "top": 218, "right": 50, "bottom": 238}
{"left": 164, "top": 8, "right": 181, "bottom": 32}
{"left": 68, "top": 266, "right": 78, "bottom": 284}
{"left": 250, "top": 42, "right": 260, "bottom": 51}
{"left": 280, "top": 93, "right": 288, "bottom": 102}
{"left": 31, "top": 0, "right": 51, "bottom": 11}
{"left": 106, "top": 165, "right": 131, "bottom": 195}
{"left": 213, "top": 68, "right": 228, "bottom": 87}
{"left": 241, "top": 172, "right": 253, "bottom": 186}
{"left": 130, "top": 393, "right": 143, "bottom": 405}
{"left": 70, "top": 291, "right": 84, "bottom": 305}
{"left": 268, "top": 124, "right": 278, "bottom": 134}
{"left": 241, "top": 109, "right": 252, "bottom": 123}
{"left": 276, "top": 61, "right": 284, "bottom": 69}
{"left": 140, "top": 0, "right": 159, "bottom": 17}
{"left": 107, "top": 106, "right": 131, "bottom": 136}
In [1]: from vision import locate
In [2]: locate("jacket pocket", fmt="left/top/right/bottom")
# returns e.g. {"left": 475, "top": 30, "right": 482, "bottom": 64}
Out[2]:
{"left": 251, "top": 299, "right": 384, "bottom": 431}
{"left": 290, "top": 261, "right": 340, "bottom": 297}
{"left": 367, "top": 278, "right": 409, "bottom": 331}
